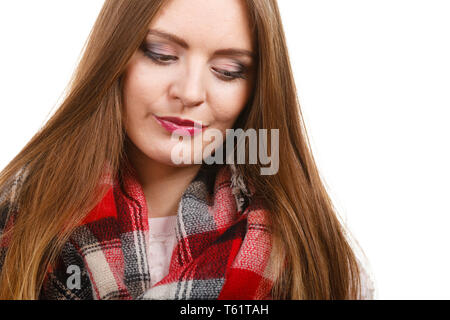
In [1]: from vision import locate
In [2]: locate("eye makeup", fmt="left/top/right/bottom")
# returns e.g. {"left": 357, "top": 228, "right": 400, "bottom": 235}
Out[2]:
{"left": 139, "top": 40, "right": 251, "bottom": 82}
{"left": 212, "top": 62, "right": 248, "bottom": 81}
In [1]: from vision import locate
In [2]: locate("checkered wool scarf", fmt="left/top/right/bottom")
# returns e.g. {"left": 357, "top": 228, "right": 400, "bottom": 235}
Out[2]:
{"left": 0, "top": 162, "right": 276, "bottom": 300}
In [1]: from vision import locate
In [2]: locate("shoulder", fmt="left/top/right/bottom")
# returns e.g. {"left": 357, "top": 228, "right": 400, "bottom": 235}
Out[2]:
{"left": 0, "top": 166, "right": 26, "bottom": 227}
{"left": 0, "top": 164, "right": 31, "bottom": 269}
{"left": 0, "top": 164, "right": 31, "bottom": 210}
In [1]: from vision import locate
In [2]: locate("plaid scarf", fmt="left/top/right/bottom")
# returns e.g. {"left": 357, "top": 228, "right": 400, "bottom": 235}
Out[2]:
{"left": 0, "top": 162, "right": 276, "bottom": 300}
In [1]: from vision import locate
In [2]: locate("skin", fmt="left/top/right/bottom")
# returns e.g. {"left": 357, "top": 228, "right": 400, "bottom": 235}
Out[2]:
{"left": 122, "top": 0, "right": 256, "bottom": 218}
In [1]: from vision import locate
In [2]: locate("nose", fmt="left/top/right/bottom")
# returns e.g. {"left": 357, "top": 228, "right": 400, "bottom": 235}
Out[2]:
{"left": 169, "top": 58, "right": 206, "bottom": 108}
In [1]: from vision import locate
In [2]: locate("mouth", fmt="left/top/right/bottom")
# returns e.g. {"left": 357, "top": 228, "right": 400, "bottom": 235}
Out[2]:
{"left": 153, "top": 115, "right": 208, "bottom": 136}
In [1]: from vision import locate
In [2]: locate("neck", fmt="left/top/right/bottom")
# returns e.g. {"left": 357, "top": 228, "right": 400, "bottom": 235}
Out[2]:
{"left": 126, "top": 141, "right": 202, "bottom": 219}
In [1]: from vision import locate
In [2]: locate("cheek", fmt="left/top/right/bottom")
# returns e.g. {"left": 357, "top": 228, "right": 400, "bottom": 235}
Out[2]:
{"left": 122, "top": 61, "right": 172, "bottom": 134}
{"left": 122, "top": 61, "right": 174, "bottom": 162}
{"left": 209, "top": 83, "right": 251, "bottom": 129}
{"left": 123, "top": 63, "right": 164, "bottom": 116}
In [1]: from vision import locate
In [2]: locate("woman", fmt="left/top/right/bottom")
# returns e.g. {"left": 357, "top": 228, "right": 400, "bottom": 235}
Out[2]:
{"left": 0, "top": 0, "right": 374, "bottom": 300}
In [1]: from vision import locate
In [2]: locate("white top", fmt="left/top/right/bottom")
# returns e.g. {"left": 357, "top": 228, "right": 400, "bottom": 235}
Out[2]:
{"left": 147, "top": 215, "right": 178, "bottom": 287}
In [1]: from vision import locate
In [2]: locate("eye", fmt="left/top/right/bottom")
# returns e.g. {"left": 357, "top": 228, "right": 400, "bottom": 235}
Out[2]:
{"left": 140, "top": 43, "right": 248, "bottom": 82}
{"left": 140, "top": 43, "right": 178, "bottom": 65}
{"left": 142, "top": 49, "right": 178, "bottom": 65}
{"left": 212, "top": 67, "right": 248, "bottom": 82}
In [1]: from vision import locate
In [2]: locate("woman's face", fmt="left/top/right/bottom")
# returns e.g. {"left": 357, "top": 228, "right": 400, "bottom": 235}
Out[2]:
{"left": 123, "top": 0, "right": 256, "bottom": 167}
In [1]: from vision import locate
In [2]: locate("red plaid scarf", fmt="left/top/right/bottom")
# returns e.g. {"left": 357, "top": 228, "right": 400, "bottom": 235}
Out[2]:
{"left": 0, "top": 162, "right": 276, "bottom": 300}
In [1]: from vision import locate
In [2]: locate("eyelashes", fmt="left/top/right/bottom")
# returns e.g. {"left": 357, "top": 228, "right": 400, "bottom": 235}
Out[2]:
{"left": 141, "top": 47, "right": 248, "bottom": 82}
{"left": 145, "top": 51, "right": 177, "bottom": 63}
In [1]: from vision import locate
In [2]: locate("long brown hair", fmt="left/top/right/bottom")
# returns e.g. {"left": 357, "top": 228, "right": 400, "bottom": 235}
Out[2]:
{"left": 0, "top": 0, "right": 364, "bottom": 299}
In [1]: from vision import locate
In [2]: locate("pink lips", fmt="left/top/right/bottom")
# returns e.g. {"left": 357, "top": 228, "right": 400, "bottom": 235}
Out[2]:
{"left": 154, "top": 115, "right": 207, "bottom": 136}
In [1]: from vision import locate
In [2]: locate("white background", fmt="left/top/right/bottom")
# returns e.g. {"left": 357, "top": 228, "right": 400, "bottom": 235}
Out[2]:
{"left": 1, "top": 1, "right": 449, "bottom": 299}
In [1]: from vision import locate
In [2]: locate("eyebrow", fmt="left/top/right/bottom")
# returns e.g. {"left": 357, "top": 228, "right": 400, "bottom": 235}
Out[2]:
{"left": 147, "top": 29, "right": 255, "bottom": 59}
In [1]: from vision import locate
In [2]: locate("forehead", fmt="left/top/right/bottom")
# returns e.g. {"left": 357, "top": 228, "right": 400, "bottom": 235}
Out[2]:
{"left": 149, "top": 0, "right": 254, "bottom": 52}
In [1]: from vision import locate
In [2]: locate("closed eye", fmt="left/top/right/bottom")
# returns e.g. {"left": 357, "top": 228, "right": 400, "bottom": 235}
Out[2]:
{"left": 141, "top": 48, "right": 248, "bottom": 82}
{"left": 143, "top": 50, "right": 178, "bottom": 64}
{"left": 211, "top": 67, "right": 247, "bottom": 81}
